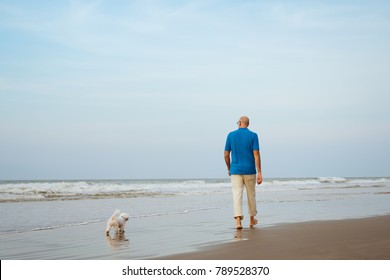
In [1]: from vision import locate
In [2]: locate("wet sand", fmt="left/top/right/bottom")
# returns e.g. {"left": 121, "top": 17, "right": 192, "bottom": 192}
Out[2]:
{"left": 1, "top": 211, "right": 389, "bottom": 260}
{"left": 0, "top": 205, "right": 235, "bottom": 260}
{"left": 160, "top": 215, "right": 390, "bottom": 260}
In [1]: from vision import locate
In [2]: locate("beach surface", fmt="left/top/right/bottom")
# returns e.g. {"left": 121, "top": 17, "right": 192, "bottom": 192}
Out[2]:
{"left": 1, "top": 178, "right": 390, "bottom": 260}
{"left": 1, "top": 211, "right": 389, "bottom": 260}
{"left": 160, "top": 215, "right": 390, "bottom": 260}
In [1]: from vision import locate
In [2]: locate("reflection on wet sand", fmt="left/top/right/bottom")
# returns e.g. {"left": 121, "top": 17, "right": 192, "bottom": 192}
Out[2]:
{"left": 106, "top": 233, "right": 130, "bottom": 250}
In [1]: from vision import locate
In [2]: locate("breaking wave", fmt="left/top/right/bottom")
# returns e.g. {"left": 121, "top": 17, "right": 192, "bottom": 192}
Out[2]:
{"left": 1, "top": 177, "right": 389, "bottom": 202}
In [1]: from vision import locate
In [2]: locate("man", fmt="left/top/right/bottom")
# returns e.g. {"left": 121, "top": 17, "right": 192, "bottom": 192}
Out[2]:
{"left": 224, "top": 116, "right": 262, "bottom": 229}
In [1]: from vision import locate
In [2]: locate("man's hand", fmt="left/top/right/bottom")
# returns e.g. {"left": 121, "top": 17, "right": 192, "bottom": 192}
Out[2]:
{"left": 253, "top": 150, "right": 262, "bottom": 185}
{"left": 257, "top": 172, "right": 263, "bottom": 185}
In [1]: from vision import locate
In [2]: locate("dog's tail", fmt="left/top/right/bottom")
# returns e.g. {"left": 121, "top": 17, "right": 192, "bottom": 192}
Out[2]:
{"left": 110, "top": 209, "right": 121, "bottom": 219}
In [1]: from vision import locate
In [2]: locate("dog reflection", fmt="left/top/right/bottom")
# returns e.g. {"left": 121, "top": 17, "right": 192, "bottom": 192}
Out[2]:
{"left": 106, "top": 232, "right": 130, "bottom": 250}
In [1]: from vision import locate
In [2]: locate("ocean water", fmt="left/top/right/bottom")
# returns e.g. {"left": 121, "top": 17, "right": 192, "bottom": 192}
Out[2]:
{"left": 1, "top": 177, "right": 390, "bottom": 235}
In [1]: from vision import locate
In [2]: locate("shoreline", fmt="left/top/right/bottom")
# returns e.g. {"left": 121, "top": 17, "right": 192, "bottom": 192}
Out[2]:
{"left": 158, "top": 215, "right": 390, "bottom": 260}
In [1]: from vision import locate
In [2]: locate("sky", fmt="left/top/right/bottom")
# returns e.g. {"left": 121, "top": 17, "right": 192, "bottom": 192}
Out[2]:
{"left": 1, "top": 0, "right": 389, "bottom": 180}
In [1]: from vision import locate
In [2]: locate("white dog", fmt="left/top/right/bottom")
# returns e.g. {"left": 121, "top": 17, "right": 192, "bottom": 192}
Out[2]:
{"left": 105, "top": 209, "right": 129, "bottom": 236}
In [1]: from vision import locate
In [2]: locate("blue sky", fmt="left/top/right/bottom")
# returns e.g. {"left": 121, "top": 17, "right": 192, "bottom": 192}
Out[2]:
{"left": 1, "top": 0, "right": 389, "bottom": 180}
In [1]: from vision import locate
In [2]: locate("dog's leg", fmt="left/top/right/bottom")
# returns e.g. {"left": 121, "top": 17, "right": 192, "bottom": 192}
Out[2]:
{"left": 105, "top": 227, "right": 110, "bottom": 236}
{"left": 118, "top": 224, "right": 125, "bottom": 235}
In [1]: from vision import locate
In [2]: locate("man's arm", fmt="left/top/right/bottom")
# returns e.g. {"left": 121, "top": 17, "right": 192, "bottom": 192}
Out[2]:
{"left": 224, "top": 150, "right": 231, "bottom": 176}
{"left": 253, "top": 150, "right": 262, "bottom": 185}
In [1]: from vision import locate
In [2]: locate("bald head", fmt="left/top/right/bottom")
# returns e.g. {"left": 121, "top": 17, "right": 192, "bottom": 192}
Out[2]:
{"left": 238, "top": 116, "right": 250, "bottom": 128}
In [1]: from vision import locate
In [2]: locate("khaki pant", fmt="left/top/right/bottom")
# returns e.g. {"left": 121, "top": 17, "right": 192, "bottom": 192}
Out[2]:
{"left": 231, "top": 174, "right": 257, "bottom": 219}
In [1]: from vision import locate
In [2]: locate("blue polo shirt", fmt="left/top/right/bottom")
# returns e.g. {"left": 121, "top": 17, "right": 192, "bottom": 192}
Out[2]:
{"left": 225, "top": 128, "right": 260, "bottom": 175}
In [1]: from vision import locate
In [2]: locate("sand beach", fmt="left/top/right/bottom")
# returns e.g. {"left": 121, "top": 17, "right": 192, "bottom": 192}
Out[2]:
{"left": 1, "top": 178, "right": 390, "bottom": 260}
{"left": 160, "top": 215, "right": 390, "bottom": 260}
{"left": 1, "top": 209, "right": 389, "bottom": 260}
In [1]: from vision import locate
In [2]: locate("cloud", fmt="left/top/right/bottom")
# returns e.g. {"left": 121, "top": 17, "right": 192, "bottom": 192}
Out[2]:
{"left": 1, "top": 0, "right": 390, "bottom": 179}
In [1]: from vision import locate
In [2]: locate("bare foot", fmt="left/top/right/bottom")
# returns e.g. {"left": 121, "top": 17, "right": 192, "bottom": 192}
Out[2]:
{"left": 235, "top": 217, "right": 243, "bottom": 229}
{"left": 250, "top": 217, "right": 258, "bottom": 228}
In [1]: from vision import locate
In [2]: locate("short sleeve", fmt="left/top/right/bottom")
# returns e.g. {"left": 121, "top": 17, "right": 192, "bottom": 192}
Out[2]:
{"left": 253, "top": 133, "right": 260, "bottom": 151}
{"left": 224, "top": 135, "right": 231, "bottom": 151}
